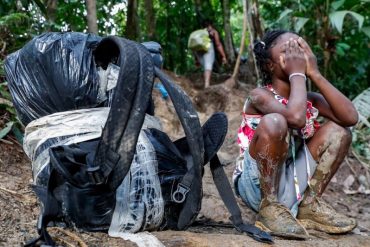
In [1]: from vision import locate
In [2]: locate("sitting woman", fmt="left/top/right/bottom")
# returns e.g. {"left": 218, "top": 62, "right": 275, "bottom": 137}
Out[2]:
{"left": 233, "top": 30, "right": 358, "bottom": 239}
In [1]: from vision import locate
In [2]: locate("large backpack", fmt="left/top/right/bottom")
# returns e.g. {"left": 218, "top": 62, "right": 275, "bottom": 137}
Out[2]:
{"left": 4, "top": 32, "right": 273, "bottom": 246}
{"left": 188, "top": 28, "right": 211, "bottom": 52}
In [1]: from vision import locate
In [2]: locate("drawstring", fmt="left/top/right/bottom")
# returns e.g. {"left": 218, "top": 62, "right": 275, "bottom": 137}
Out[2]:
{"left": 291, "top": 136, "right": 311, "bottom": 202}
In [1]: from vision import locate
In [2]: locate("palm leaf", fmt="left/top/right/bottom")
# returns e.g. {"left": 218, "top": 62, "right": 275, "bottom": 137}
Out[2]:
{"left": 352, "top": 87, "right": 370, "bottom": 128}
{"left": 294, "top": 17, "right": 309, "bottom": 33}
{"left": 329, "top": 10, "right": 364, "bottom": 34}
{"left": 0, "top": 121, "right": 14, "bottom": 140}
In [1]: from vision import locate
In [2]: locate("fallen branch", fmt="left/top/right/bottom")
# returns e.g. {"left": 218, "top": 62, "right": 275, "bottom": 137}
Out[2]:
{"left": 337, "top": 201, "right": 351, "bottom": 212}
{"left": 358, "top": 224, "right": 370, "bottom": 232}
{"left": 352, "top": 149, "right": 369, "bottom": 167}
{"left": 50, "top": 227, "right": 88, "bottom": 247}
{"left": 0, "top": 186, "right": 34, "bottom": 204}
{"left": 350, "top": 150, "right": 370, "bottom": 192}
{"left": 53, "top": 236, "right": 75, "bottom": 247}
{"left": 0, "top": 186, "right": 19, "bottom": 195}
{"left": 5, "top": 135, "right": 22, "bottom": 148}
{"left": 0, "top": 138, "right": 13, "bottom": 145}
{"left": 345, "top": 157, "right": 357, "bottom": 175}
{"left": 343, "top": 188, "right": 370, "bottom": 195}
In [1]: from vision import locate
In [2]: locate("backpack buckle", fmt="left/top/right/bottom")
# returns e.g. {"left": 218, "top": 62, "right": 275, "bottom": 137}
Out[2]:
{"left": 87, "top": 166, "right": 105, "bottom": 185}
{"left": 172, "top": 183, "right": 190, "bottom": 203}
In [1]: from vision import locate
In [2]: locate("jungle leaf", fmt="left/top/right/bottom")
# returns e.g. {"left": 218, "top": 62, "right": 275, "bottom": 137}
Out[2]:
{"left": 329, "top": 10, "right": 364, "bottom": 33}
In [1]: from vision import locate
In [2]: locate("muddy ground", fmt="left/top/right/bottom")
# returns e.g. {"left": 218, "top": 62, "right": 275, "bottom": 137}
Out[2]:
{"left": 1, "top": 72, "right": 370, "bottom": 246}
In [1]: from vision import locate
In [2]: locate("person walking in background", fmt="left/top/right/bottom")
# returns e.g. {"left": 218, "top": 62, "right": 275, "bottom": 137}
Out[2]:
{"left": 194, "top": 19, "right": 227, "bottom": 88}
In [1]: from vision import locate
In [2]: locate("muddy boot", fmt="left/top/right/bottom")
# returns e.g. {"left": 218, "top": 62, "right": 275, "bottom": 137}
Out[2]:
{"left": 255, "top": 200, "right": 309, "bottom": 240}
{"left": 297, "top": 197, "right": 357, "bottom": 234}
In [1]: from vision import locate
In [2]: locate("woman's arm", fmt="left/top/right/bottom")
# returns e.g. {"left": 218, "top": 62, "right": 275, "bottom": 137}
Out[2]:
{"left": 250, "top": 81, "right": 307, "bottom": 129}
{"left": 249, "top": 39, "right": 308, "bottom": 129}
{"left": 298, "top": 38, "right": 358, "bottom": 126}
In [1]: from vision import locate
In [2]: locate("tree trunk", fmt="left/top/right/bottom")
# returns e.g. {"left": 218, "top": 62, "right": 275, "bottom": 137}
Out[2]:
{"left": 126, "top": 0, "right": 140, "bottom": 40}
{"left": 224, "top": 0, "right": 247, "bottom": 89}
{"left": 194, "top": 0, "right": 202, "bottom": 24}
{"left": 45, "top": 0, "right": 57, "bottom": 23}
{"left": 246, "top": 0, "right": 260, "bottom": 81}
{"left": 144, "top": 0, "right": 156, "bottom": 40}
{"left": 194, "top": 0, "right": 215, "bottom": 25}
{"left": 250, "top": 0, "right": 263, "bottom": 40}
{"left": 232, "top": 0, "right": 247, "bottom": 79}
{"left": 222, "top": 0, "right": 235, "bottom": 63}
{"left": 85, "top": 0, "right": 98, "bottom": 34}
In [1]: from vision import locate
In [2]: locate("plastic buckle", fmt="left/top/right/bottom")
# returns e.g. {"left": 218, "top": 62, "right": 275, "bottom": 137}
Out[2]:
{"left": 172, "top": 183, "right": 190, "bottom": 203}
{"left": 87, "top": 166, "right": 105, "bottom": 185}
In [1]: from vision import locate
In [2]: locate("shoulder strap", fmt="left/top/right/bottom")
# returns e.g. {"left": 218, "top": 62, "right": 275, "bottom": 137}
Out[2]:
{"left": 209, "top": 155, "right": 273, "bottom": 244}
{"left": 154, "top": 67, "right": 204, "bottom": 229}
{"left": 92, "top": 37, "right": 155, "bottom": 190}
{"left": 197, "top": 112, "right": 273, "bottom": 244}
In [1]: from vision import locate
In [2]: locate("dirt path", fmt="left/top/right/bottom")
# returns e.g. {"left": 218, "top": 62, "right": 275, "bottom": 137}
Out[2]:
{"left": 1, "top": 73, "right": 369, "bottom": 246}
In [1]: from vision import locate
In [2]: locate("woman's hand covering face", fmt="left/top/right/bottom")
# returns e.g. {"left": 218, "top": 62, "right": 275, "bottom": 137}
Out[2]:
{"left": 278, "top": 38, "right": 306, "bottom": 77}
{"left": 297, "top": 37, "right": 319, "bottom": 77}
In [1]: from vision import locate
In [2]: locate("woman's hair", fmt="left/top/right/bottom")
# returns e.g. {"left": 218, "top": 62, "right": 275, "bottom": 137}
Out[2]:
{"left": 254, "top": 30, "right": 292, "bottom": 85}
{"left": 202, "top": 19, "right": 213, "bottom": 28}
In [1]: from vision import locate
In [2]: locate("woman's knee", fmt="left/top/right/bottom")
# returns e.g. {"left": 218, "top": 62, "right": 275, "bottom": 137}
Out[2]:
{"left": 326, "top": 121, "right": 352, "bottom": 145}
{"left": 258, "top": 113, "right": 288, "bottom": 140}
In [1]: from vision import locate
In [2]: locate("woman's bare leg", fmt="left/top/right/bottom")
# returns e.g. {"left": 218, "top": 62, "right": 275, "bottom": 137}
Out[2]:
{"left": 204, "top": 70, "right": 211, "bottom": 88}
{"left": 305, "top": 121, "right": 352, "bottom": 199}
{"left": 249, "top": 113, "right": 289, "bottom": 205}
{"left": 249, "top": 113, "right": 308, "bottom": 238}
{"left": 298, "top": 121, "right": 356, "bottom": 233}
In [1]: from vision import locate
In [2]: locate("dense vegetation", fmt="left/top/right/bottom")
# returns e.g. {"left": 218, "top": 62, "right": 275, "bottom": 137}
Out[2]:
{"left": 0, "top": 1, "right": 369, "bottom": 138}
{"left": 1, "top": 0, "right": 369, "bottom": 95}
{"left": 0, "top": 0, "right": 369, "bottom": 166}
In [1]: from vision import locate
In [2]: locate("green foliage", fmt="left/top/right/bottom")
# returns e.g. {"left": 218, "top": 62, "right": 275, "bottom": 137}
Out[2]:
{"left": 230, "top": 7, "right": 250, "bottom": 54}
{"left": 259, "top": 0, "right": 370, "bottom": 99}
{"left": 0, "top": 0, "right": 368, "bottom": 100}
{"left": 0, "top": 121, "right": 14, "bottom": 140}
{"left": 352, "top": 125, "right": 370, "bottom": 163}
{"left": 0, "top": 12, "right": 33, "bottom": 55}
{"left": 154, "top": 0, "right": 198, "bottom": 73}
{"left": 329, "top": 10, "right": 364, "bottom": 33}
{"left": 0, "top": 81, "right": 21, "bottom": 142}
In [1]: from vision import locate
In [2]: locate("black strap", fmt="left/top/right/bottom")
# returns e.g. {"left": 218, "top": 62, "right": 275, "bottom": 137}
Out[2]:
{"left": 155, "top": 67, "right": 204, "bottom": 230}
{"left": 93, "top": 37, "right": 154, "bottom": 190}
{"left": 24, "top": 169, "right": 62, "bottom": 247}
{"left": 209, "top": 155, "right": 274, "bottom": 244}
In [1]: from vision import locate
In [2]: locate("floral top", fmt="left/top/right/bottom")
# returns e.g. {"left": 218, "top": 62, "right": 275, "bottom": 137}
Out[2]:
{"left": 233, "top": 85, "right": 320, "bottom": 183}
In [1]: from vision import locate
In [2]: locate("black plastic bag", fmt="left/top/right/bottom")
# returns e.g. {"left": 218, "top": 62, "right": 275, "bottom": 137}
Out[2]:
{"left": 4, "top": 32, "right": 102, "bottom": 125}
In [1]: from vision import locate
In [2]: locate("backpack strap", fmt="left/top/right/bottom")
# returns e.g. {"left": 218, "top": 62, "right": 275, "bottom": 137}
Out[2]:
{"left": 209, "top": 155, "right": 274, "bottom": 244}
{"left": 24, "top": 169, "right": 62, "bottom": 247}
{"left": 154, "top": 67, "right": 204, "bottom": 230}
{"left": 173, "top": 112, "right": 273, "bottom": 244}
{"left": 198, "top": 112, "right": 273, "bottom": 244}
{"left": 92, "top": 37, "right": 155, "bottom": 190}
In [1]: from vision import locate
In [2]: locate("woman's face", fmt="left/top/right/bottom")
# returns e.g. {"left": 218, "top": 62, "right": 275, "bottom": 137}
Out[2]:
{"left": 268, "top": 32, "right": 300, "bottom": 80}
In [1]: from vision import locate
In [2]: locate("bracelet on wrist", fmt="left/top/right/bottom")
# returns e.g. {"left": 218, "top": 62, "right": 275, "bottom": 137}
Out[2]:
{"left": 289, "top": 73, "right": 307, "bottom": 82}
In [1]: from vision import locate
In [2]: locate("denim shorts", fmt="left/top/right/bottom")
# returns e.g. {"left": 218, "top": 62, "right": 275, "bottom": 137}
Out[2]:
{"left": 235, "top": 143, "right": 317, "bottom": 217}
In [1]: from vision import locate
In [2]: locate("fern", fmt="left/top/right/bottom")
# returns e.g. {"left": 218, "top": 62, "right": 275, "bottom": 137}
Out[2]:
{"left": 0, "top": 13, "right": 30, "bottom": 27}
